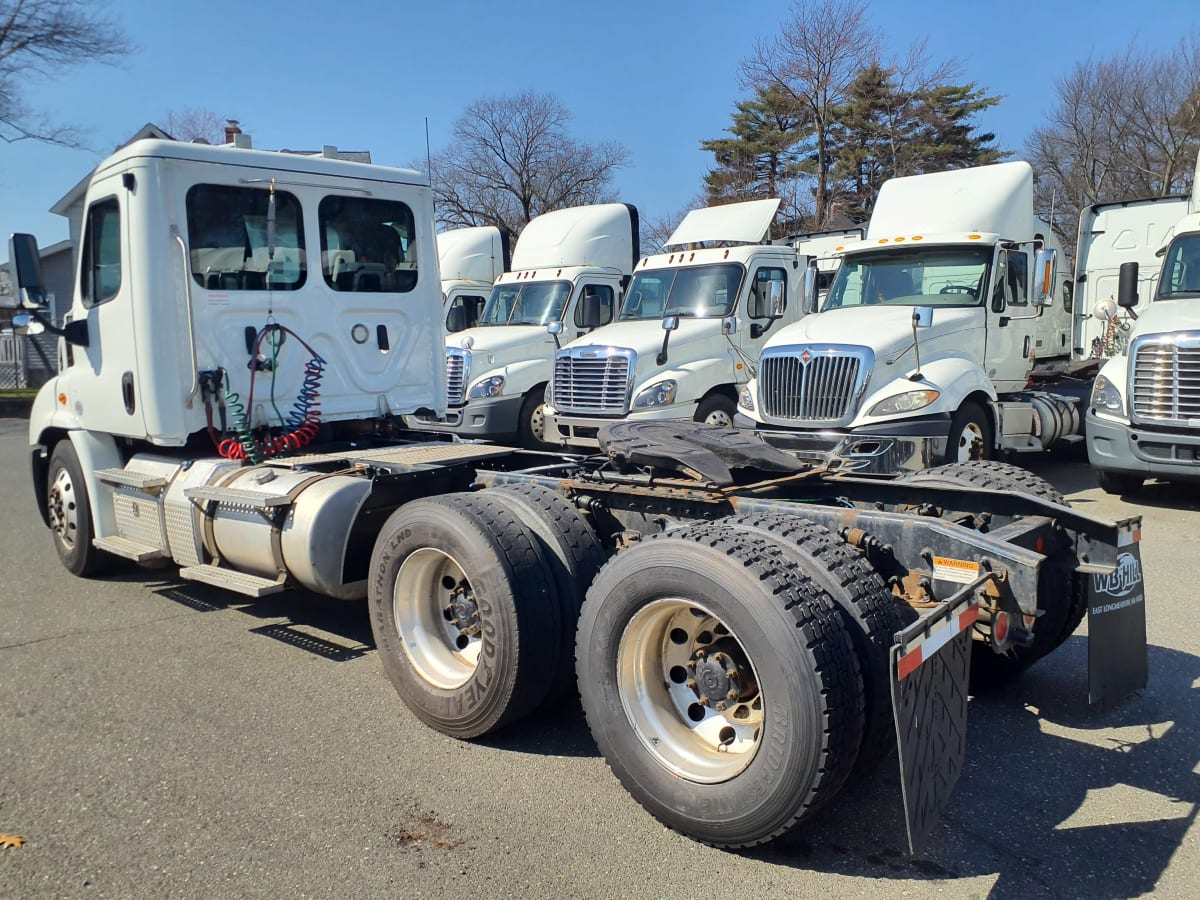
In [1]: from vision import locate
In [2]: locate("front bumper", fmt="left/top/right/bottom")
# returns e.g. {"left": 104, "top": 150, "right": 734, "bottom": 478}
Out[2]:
{"left": 548, "top": 402, "right": 698, "bottom": 449}
{"left": 741, "top": 412, "right": 951, "bottom": 475}
{"left": 407, "top": 395, "right": 524, "bottom": 441}
{"left": 1086, "top": 409, "right": 1200, "bottom": 483}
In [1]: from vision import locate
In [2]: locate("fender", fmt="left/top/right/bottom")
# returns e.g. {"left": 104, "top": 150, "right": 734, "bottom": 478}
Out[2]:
{"left": 485, "top": 357, "right": 554, "bottom": 398}
{"left": 66, "top": 430, "right": 124, "bottom": 540}
{"left": 852, "top": 355, "right": 998, "bottom": 429}
{"left": 631, "top": 353, "right": 742, "bottom": 406}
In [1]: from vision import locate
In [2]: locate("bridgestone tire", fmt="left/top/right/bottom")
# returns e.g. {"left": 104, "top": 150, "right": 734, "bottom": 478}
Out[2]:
{"left": 487, "top": 483, "right": 605, "bottom": 699}
{"left": 367, "top": 492, "right": 560, "bottom": 738}
{"left": 899, "top": 460, "right": 1086, "bottom": 685}
{"left": 712, "top": 514, "right": 916, "bottom": 774}
{"left": 576, "top": 525, "right": 865, "bottom": 848}
{"left": 46, "top": 441, "right": 114, "bottom": 577}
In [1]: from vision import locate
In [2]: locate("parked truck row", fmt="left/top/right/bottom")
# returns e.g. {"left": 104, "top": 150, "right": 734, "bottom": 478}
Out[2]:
{"left": 5, "top": 137, "right": 1149, "bottom": 855}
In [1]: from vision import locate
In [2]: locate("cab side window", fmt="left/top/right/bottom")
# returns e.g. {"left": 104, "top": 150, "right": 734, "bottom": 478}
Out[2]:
{"left": 573, "top": 284, "right": 615, "bottom": 328}
{"left": 319, "top": 196, "right": 417, "bottom": 293}
{"left": 186, "top": 184, "right": 306, "bottom": 291}
{"left": 81, "top": 197, "right": 122, "bottom": 308}
{"left": 1007, "top": 251, "right": 1029, "bottom": 306}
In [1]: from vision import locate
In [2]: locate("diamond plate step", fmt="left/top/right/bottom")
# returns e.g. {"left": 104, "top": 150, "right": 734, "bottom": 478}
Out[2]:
{"left": 179, "top": 565, "right": 287, "bottom": 597}
{"left": 93, "top": 535, "right": 166, "bottom": 562}
{"left": 96, "top": 468, "right": 168, "bottom": 491}
{"left": 184, "top": 486, "right": 292, "bottom": 509}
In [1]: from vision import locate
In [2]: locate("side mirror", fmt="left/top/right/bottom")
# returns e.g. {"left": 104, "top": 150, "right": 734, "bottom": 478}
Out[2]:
{"left": 1093, "top": 298, "right": 1117, "bottom": 321}
{"left": 802, "top": 265, "right": 819, "bottom": 314}
{"left": 547, "top": 321, "right": 564, "bottom": 336}
{"left": 768, "top": 279, "right": 785, "bottom": 317}
{"left": 913, "top": 306, "right": 934, "bottom": 328}
{"left": 1032, "top": 248, "right": 1057, "bottom": 306}
{"left": 7, "top": 233, "right": 48, "bottom": 309}
{"left": 661, "top": 315, "right": 679, "bottom": 331}
{"left": 445, "top": 304, "right": 467, "bottom": 333}
{"left": 721, "top": 316, "right": 737, "bottom": 336}
{"left": 1117, "top": 261, "right": 1139, "bottom": 308}
{"left": 579, "top": 291, "right": 603, "bottom": 329}
{"left": 11, "top": 313, "right": 46, "bottom": 335}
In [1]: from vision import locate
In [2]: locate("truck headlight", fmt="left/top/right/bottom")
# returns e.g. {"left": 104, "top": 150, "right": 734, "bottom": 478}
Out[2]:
{"left": 868, "top": 389, "right": 940, "bottom": 416}
{"left": 544, "top": 381, "right": 553, "bottom": 406}
{"left": 467, "top": 375, "right": 505, "bottom": 399}
{"left": 1090, "top": 375, "right": 1124, "bottom": 415}
{"left": 633, "top": 379, "right": 678, "bottom": 409}
{"left": 738, "top": 385, "right": 755, "bottom": 412}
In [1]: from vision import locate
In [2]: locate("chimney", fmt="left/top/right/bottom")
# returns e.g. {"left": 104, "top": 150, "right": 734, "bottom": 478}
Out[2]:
{"left": 224, "top": 119, "right": 242, "bottom": 144}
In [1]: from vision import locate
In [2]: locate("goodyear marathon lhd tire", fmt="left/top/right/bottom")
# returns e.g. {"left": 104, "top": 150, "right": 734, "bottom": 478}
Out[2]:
{"left": 367, "top": 492, "right": 562, "bottom": 739}
{"left": 711, "top": 514, "right": 916, "bottom": 775}
{"left": 576, "top": 524, "right": 865, "bottom": 848}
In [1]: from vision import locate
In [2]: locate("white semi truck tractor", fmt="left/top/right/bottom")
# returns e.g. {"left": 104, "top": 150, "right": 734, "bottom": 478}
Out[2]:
{"left": 544, "top": 199, "right": 809, "bottom": 448}
{"left": 411, "top": 203, "right": 638, "bottom": 449}
{"left": 438, "top": 225, "right": 510, "bottom": 333}
{"left": 1086, "top": 153, "right": 1200, "bottom": 494}
{"left": 5, "top": 137, "right": 1147, "bottom": 856}
{"left": 736, "top": 162, "right": 1089, "bottom": 472}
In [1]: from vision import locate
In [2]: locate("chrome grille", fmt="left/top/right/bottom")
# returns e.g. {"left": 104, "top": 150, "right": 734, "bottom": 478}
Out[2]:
{"left": 445, "top": 349, "right": 469, "bottom": 406}
{"left": 1130, "top": 333, "right": 1200, "bottom": 425}
{"left": 759, "top": 345, "right": 873, "bottom": 426}
{"left": 552, "top": 348, "right": 635, "bottom": 414}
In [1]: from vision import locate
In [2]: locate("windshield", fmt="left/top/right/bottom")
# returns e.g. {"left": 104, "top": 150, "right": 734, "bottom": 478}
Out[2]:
{"left": 619, "top": 263, "right": 744, "bottom": 321}
{"left": 479, "top": 280, "right": 571, "bottom": 326}
{"left": 824, "top": 246, "right": 992, "bottom": 310}
{"left": 1157, "top": 234, "right": 1200, "bottom": 300}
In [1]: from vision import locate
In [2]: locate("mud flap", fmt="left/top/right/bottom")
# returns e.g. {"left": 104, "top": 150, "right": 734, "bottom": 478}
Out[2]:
{"left": 1087, "top": 529, "right": 1147, "bottom": 706}
{"left": 890, "top": 586, "right": 981, "bottom": 855}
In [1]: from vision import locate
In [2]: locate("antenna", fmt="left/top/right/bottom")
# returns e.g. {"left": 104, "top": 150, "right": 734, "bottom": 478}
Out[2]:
{"left": 425, "top": 117, "right": 435, "bottom": 216}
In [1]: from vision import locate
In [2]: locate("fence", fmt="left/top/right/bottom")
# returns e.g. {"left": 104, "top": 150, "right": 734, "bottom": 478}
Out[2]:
{"left": 0, "top": 331, "right": 58, "bottom": 389}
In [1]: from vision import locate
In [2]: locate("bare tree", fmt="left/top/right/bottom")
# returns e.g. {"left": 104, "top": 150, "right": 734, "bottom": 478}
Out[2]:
{"left": 427, "top": 90, "right": 631, "bottom": 235}
{"left": 740, "top": 0, "right": 879, "bottom": 228}
{"left": 1026, "top": 35, "right": 1200, "bottom": 250}
{"left": 162, "top": 108, "right": 240, "bottom": 145}
{"left": 0, "top": 0, "right": 133, "bottom": 145}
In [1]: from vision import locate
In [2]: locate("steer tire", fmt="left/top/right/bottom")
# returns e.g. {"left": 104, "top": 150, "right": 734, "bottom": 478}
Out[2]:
{"left": 712, "top": 514, "right": 916, "bottom": 775}
{"left": 576, "top": 524, "right": 865, "bottom": 848}
{"left": 517, "top": 389, "right": 557, "bottom": 451}
{"left": 944, "top": 401, "right": 993, "bottom": 463}
{"left": 367, "top": 492, "right": 560, "bottom": 738}
{"left": 898, "top": 460, "right": 1086, "bottom": 686}
{"left": 487, "top": 483, "right": 605, "bottom": 700}
{"left": 46, "top": 441, "right": 115, "bottom": 578}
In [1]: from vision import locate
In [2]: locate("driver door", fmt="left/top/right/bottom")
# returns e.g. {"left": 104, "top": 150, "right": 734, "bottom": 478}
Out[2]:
{"left": 984, "top": 247, "right": 1035, "bottom": 393}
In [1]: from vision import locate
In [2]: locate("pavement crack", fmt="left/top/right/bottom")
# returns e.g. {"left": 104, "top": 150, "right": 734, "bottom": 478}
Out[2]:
{"left": 0, "top": 611, "right": 206, "bottom": 652}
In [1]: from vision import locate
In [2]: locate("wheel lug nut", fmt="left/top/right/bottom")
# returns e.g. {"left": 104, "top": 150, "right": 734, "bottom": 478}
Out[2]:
{"left": 726, "top": 689, "right": 738, "bottom": 700}
{"left": 715, "top": 701, "right": 728, "bottom": 712}
{"left": 695, "top": 650, "right": 706, "bottom": 660}
{"left": 686, "top": 678, "right": 697, "bottom": 689}
{"left": 698, "top": 694, "right": 709, "bottom": 705}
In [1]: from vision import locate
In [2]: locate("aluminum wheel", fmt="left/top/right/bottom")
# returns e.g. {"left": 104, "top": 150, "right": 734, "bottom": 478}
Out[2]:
{"left": 703, "top": 408, "right": 734, "bottom": 428}
{"left": 47, "top": 465, "right": 81, "bottom": 551}
{"left": 393, "top": 547, "right": 482, "bottom": 690}
{"left": 529, "top": 402, "right": 547, "bottom": 442}
{"left": 617, "top": 598, "right": 764, "bottom": 783}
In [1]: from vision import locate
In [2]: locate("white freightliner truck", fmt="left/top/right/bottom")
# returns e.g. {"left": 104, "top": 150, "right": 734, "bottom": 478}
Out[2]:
{"left": 438, "top": 225, "right": 510, "bottom": 333}
{"left": 1086, "top": 154, "right": 1200, "bottom": 494}
{"left": 411, "top": 203, "right": 638, "bottom": 449}
{"left": 6, "top": 138, "right": 1147, "bottom": 855}
{"left": 735, "top": 162, "right": 1089, "bottom": 471}
{"left": 544, "top": 199, "right": 810, "bottom": 447}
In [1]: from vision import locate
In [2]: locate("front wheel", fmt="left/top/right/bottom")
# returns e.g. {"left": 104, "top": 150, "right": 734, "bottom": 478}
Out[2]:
{"left": 945, "top": 401, "right": 992, "bottom": 463}
{"left": 46, "top": 441, "right": 113, "bottom": 577}
{"left": 694, "top": 393, "right": 737, "bottom": 429}
{"left": 1097, "top": 470, "right": 1144, "bottom": 496}
{"left": 576, "top": 525, "right": 864, "bottom": 847}
{"left": 517, "top": 388, "right": 557, "bottom": 451}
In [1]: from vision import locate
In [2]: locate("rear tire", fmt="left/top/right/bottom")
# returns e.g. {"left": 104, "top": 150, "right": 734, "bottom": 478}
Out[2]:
{"left": 46, "top": 441, "right": 114, "bottom": 577}
{"left": 367, "top": 492, "right": 561, "bottom": 738}
{"left": 487, "top": 483, "right": 604, "bottom": 700}
{"left": 1097, "top": 470, "right": 1144, "bottom": 496}
{"left": 576, "top": 525, "right": 864, "bottom": 847}
{"left": 712, "top": 514, "right": 915, "bottom": 774}
{"left": 899, "top": 460, "right": 1085, "bottom": 685}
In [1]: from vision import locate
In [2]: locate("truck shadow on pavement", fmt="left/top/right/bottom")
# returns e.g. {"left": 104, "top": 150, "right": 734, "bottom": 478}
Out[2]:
{"left": 750, "top": 639, "right": 1199, "bottom": 898}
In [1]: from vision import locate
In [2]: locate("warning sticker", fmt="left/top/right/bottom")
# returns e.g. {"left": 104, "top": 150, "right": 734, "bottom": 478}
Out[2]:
{"left": 931, "top": 556, "right": 980, "bottom": 585}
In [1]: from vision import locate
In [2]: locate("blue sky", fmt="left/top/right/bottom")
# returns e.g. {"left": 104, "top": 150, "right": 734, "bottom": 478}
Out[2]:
{"left": 1, "top": 0, "right": 1194, "bottom": 248}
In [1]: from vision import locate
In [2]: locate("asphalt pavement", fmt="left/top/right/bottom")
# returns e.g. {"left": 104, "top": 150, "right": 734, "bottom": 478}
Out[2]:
{"left": 1, "top": 418, "right": 1197, "bottom": 899}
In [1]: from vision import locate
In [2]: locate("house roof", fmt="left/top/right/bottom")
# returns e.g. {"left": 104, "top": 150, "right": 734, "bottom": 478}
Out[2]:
{"left": 51, "top": 123, "right": 174, "bottom": 217}
{"left": 278, "top": 148, "right": 372, "bottom": 164}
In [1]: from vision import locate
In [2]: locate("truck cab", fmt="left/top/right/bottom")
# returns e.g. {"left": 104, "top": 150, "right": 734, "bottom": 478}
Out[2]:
{"left": 786, "top": 227, "right": 864, "bottom": 301}
{"left": 409, "top": 203, "right": 638, "bottom": 449}
{"left": 545, "top": 198, "right": 809, "bottom": 448}
{"left": 439, "top": 225, "right": 510, "bottom": 333}
{"left": 1087, "top": 153, "right": 1200, "bottom": 494}
{"left": 737, "top": 162, "right": 1079, "bottom": 470}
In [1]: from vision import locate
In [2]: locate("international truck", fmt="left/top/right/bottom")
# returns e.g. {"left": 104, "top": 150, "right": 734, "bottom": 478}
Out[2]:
{"left": 544, "top": 199, "right": 809, "bottom": 447}
{"left": 438, "top": 225, "right": 509, "bottom": 333}
{"left": 786, "top": 226, "right": 864, "bottom": 299}
{"left": 6, "top": 137, "right": 1147, "bottom": 855}
{"left": 1086, "top": 153, "right": 1200, "bottom": 494}
{"left": 735, "top": 162, "right": 1090, "bottom": 472}
{"left": 410, "top": 203, "right": 638, "bottom": 449}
